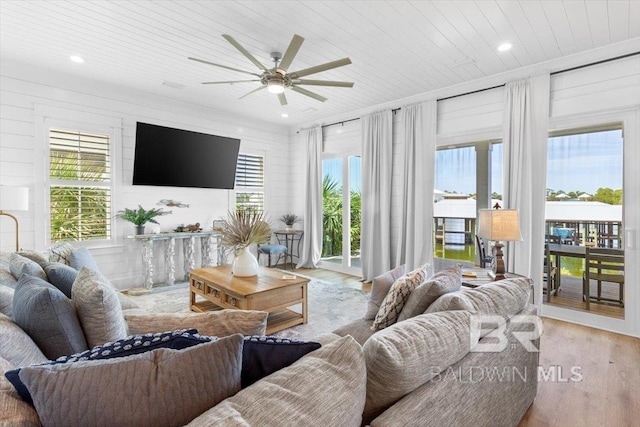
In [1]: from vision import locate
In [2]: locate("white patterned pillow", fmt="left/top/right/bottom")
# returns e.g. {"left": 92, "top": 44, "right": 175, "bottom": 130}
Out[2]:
{"left": 371, "top": 264, "right": 430, "bottom": 331}
{"left": 48, "top": 242, "right": 74, "bottom": 265}
{"left": 72, "top": 267, "right": 128, "bottom": 348}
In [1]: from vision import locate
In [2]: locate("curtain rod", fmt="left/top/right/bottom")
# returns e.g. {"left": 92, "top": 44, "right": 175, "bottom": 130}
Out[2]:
{"left": 298, "top": 51, "right": 640, "bottom": 134}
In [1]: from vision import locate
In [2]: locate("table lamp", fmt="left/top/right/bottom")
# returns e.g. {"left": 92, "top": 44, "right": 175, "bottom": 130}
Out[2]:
{"left": 477, "top": 208, "right": 522, "bottom": 280}
{"left": 0, "top": 186, "right": 29, "bottom": 251}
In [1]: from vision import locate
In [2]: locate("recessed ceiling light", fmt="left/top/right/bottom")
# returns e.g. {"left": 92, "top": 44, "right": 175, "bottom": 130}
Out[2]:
{"left": 497, "top": 43, "right": 512, "bottom": 52}
{"left": 281, "top": 113, "right": 289, "bottom": 118}
{"left": 70, "top": 55, "right": 85, "bottom": 63}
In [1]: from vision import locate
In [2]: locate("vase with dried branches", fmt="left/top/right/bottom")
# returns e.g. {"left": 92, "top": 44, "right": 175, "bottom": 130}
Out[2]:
{"left": 214, "top": 210, "right": 271, "bottom": 277}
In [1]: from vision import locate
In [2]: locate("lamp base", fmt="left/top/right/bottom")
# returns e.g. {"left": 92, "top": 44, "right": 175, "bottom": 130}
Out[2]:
{"left": 487, "top": 270, "right": 506, "bottom": 281}
{"left": 490, "top": 241, "right": 506, "bottom": 281}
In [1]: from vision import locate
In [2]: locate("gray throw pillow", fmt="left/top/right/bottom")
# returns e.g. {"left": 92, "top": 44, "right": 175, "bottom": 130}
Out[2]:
{"left": 11, "top": 274, "right": 88, "bottom": 360}
{"left": 9, "top": 254, "right": 47, "bottom": 282}
{"left": 16, "top": 250, "right": 49, "bottom": 268}
{"left": 0, "top": 285, "right": 14, "bottom": 317}
{"left": 397, "top": 264, "right": 463, "bottom": 322}
{"left": 69, "top": 247, "right": 99, "bottom": 272}
{"left": 20, "top": 334, "right": 243, "bottom": 427}
{"left": 43, "top": 262, "right": 78, "bottom": 298}
{"left": 72, "top": 267, "right": 128, "bottom": 348}
{"left": 363, "top": 265, "right": 405, "bottom": 320}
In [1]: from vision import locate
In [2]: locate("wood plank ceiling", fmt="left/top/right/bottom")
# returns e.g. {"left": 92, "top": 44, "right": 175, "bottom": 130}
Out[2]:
{"left": 1, "top": 1, "right": 639, "bottom": 126}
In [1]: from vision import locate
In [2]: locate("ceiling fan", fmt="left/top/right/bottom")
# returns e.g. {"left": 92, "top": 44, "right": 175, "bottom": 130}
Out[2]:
{"left": 189, "top": 34, "right": 354, "bottom": 106}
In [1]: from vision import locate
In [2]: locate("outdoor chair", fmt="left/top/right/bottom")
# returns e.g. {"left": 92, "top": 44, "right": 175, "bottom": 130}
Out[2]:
{"left": 543, "top": 243, "right": 558, "bottom": 303}
{"left": 583, "top": 247, "right": 625, "bottom": 310}
{"left": 475, "top": 235, "right": 493, "bottom": 268}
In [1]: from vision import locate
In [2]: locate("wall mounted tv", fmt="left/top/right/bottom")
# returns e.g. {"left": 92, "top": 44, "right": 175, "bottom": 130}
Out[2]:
{"left": 133, "top": 122, "right": 241, "bottom": 189}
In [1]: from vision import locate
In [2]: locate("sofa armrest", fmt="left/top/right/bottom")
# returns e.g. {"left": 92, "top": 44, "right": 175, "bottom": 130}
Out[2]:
{"left": 124, "top": 310, "right": 268, "bottom": 337}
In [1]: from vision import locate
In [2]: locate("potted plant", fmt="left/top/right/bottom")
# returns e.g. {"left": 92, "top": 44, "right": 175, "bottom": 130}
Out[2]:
{"left": 214, "top": 210, "right": 271, "bottom": 277}
{"left": 116, "top": 205, "right": 171, "bottom": 235}
{"left": 281, "top": 214, "right": 300, "bottom": 231}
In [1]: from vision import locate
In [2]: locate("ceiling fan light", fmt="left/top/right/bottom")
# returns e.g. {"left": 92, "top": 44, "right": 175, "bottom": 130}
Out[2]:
{"left": 267, "top": 81, "right": 285, "bottom": 94}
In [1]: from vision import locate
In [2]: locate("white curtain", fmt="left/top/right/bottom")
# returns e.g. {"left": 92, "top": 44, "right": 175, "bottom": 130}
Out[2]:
{"left": 361, "top": 110, "right": 393, "bottom": 282}
{"left": 395, "top": 101, "right": 437, "bottom": 271}
{"left": 502, "top": 74, "right": 550, "bottom": 307}
{"left": 297, "top": 126, "right": 323, "bottom": 268}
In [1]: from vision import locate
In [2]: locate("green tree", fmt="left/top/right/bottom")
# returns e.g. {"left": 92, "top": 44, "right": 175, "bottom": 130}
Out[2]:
{"left": 593, "top": 187, "right": 623, "bottom": 205}
{"left": 322, "top": 175, "right": 342, "bottom": 257}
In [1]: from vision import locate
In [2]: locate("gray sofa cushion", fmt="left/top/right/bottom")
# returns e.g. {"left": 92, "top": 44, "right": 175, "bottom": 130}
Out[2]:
{"left": 0, "top": 356, "right": 41, "bottom": 427}
{"left": 364, "top": 265, "right": 405, "bottom": 320}
{"left": 43, "top": 261, "right": 77, "bottom": 298}
{"left": 427, "top": 276, "right": 533, "bottom": 318}
{"left": 69, "top": 247, "right": 99, "bottom": 272}
{"left": 187, "top": 335, "right": 367, "bottom": 427}
{"left": 397, "top": 264, "right": 462, "bottom": 322}
{"left": 333, "top": 318, "right": 376, "bottom": 346}
{"left": 12, "top": 275, "right": 88, "bottom": 360}
{"left": 20, "top": 334, "right": 243, "bottom": 427}
{"left": 9, "top": 254, "right": 46, "bottom": 282}
{"left": 124, "top": 310, "right": 268, "bottom": 337}
{"left": 0, "top": 268, "right": 18, "bottom": 289}
{"left": 0, "top": 313, "right": 48, "bottom": 367}
{"left": 72, "top": 267, "right": 128, "bottom": 348}
{"left": 0, "top": 286, "right": 13, "bottom": 317}
{"left": 362, "top": 310, "right": 476, "bottom": 424}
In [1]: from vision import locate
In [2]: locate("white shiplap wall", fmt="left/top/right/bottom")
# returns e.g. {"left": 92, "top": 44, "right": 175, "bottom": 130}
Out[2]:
{"left": 0, "top": 61, "right": 292, "bottom": 289}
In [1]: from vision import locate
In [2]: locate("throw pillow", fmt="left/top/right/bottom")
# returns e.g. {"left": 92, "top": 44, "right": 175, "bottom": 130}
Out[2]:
{"left": 48, "top": 242, "right": 74, "bottom": 265}
{"left": 362, "top": 311, "right": 475, "bottom": 424}
{"left": 0, "top": 356, "right": 41, "bottom": 427}
{"left": 0, "top": 313, "right": 48, "bottom": 368}
{"left": 5, "top": 328, "right": 212, "bottom": 404}
{"left": 0, "top": 267, "right": 18, "bottom": 289}
{"left": 69, "top": 247, "right": 99, "bottom": 272}
{"left": 19, "top": 334, "right": 243, "bottom": 427}
{"left": 189, "top": 336, "right": 366, "bottom": 427}
{"left": 43, "top": 262, "right": 78, "bottom": 298}
{"left": 371, "top": 264, "right": 430, "bottom": 331}
{"left": 426, "top": 276, "right": 533, "bottom": 318}
{"left": 124, "top": 310, "right": 268, "bottom": 337}
{"left": 72, "top": 267, "right": 128, "bottom": 348}
{"left": 0, "top": 285, "right": 13, "bottom": 317}
{"left": 363, "top": 265, "right": 406, "bottom": 320}
{"left": 397, "top": 264, "right": 463, "bottom": 322}
{"left": 11, "top": 274, "right": 88, "bottom": 360}
{"left": 241, "top": 335, "right": 321, "bottom": 388}
{"left": 16, "top": 250, "right": 49, "bottom": 268}
{"left": 8, "top": 254, "right": 47, "bottom": 282}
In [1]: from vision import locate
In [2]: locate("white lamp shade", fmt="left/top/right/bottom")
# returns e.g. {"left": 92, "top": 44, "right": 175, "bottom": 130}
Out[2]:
{"left": 0, "top": 186, "right": 29, "bottom": 211}
{"left": 477, "top": 209, "right": 522, "bottom": 241}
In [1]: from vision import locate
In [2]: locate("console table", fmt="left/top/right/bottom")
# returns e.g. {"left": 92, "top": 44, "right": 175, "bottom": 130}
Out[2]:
{"left": 127, "top": 231, "right": 223, "bottom": 289}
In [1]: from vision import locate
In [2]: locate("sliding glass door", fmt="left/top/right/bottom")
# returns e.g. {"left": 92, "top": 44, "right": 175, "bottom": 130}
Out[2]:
{"left": 321, "top": 155, "right": 362, "bottom": 274}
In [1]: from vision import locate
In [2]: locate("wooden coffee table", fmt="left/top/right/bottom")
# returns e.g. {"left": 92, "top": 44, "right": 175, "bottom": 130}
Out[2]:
{"left": 189, "top": 265, "right": 309, "bottom": 334}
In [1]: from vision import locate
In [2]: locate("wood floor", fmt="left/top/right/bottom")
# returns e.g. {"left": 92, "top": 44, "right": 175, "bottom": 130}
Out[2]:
{"left": 295, "top": 267, "right": 640, "bottom": 427}
{"left": 545, "top": 274, "right": 624, "bottom": 319}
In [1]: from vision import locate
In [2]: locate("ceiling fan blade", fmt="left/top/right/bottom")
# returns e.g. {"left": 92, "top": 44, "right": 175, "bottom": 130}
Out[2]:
{"left": 188, "top": 57, "right": 261, "bottom": 77}
{"left": 202, "top": 80, "right": 261, "bottom": 84}
{"left": 222, "top": 34, "right": 268, "bottom": 72}
{"left": 278, "top": 93, "right": 288, "bottom": 106}
{"left": 290, "top": 86, "right": 327, "bottom": 102}
{"left": 278, "top": 34, "right": 304, "bottom": 72}
{"left": 290, "top": 58, "right": 352, "bottom": 78}
{"left": 239, "top": 86, "right": 267, "bottom": 100}
{"left": 293, "top": 79, "right": 354, "bottom": 87}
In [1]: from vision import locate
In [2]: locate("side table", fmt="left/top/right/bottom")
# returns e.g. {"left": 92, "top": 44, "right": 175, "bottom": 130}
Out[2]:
{"left": 274, "top": 230, "right": 303, "bottom": 269}
{"left": 462, "top": 266, "right": 533, "bottom": 303}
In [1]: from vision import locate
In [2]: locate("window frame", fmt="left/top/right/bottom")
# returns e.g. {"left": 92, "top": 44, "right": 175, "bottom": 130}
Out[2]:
{"left": 35, "top": 106, "right": 122, "bottom": 251}
{"left": 234, "top": 150, "right": 266, "bottom": 213}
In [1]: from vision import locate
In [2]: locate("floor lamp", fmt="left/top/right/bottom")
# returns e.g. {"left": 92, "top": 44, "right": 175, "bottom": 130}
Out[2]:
{"left": 0, "top": 186, "right": 29, "bottom": 251}
{"left": 477, "top": 208, "right": 522, "bottom": 281}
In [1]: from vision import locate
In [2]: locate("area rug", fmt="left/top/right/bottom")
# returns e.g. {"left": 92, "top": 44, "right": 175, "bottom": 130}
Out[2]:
{"left": 127, "top": 279, "right": 368, "bottom": 340}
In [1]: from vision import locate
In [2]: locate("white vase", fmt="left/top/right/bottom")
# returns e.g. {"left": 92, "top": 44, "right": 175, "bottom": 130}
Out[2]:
{"left": 232, "top": 247, "right": 259, "bottom": 277}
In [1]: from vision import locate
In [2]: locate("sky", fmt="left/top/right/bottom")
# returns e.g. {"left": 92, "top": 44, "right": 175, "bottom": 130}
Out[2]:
{"left": 321, "top": 129, "right": 623, "bottom": 197}
{"left": 435, "top": 129, "right": 623, "bottom": 196}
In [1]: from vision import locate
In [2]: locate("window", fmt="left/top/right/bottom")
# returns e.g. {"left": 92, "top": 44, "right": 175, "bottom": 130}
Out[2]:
{"left": 235, "top": 153, "right": 264, "bottom": 212}
{"left": 49, "top": 129, "right": 112, "bottom": 242}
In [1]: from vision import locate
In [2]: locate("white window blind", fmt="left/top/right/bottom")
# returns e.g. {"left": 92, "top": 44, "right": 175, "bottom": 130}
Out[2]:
{"left": 49, "top": 128, "right": 112, "bottom": 242}
{"left": 235, "top": 153, "right": 264, "bottom": 212}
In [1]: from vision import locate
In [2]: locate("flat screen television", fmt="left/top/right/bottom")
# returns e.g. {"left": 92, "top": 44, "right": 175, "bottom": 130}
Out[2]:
{"left": 133, "top": 122, "right": 241, "bottom": 189}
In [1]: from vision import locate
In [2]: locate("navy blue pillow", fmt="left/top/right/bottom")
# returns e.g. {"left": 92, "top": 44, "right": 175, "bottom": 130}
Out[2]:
{"left": 241, "top": 336, "right": 321, "bottom": 388}
{"left": 5, "top": 328, "right": 211, "bottom": 404}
